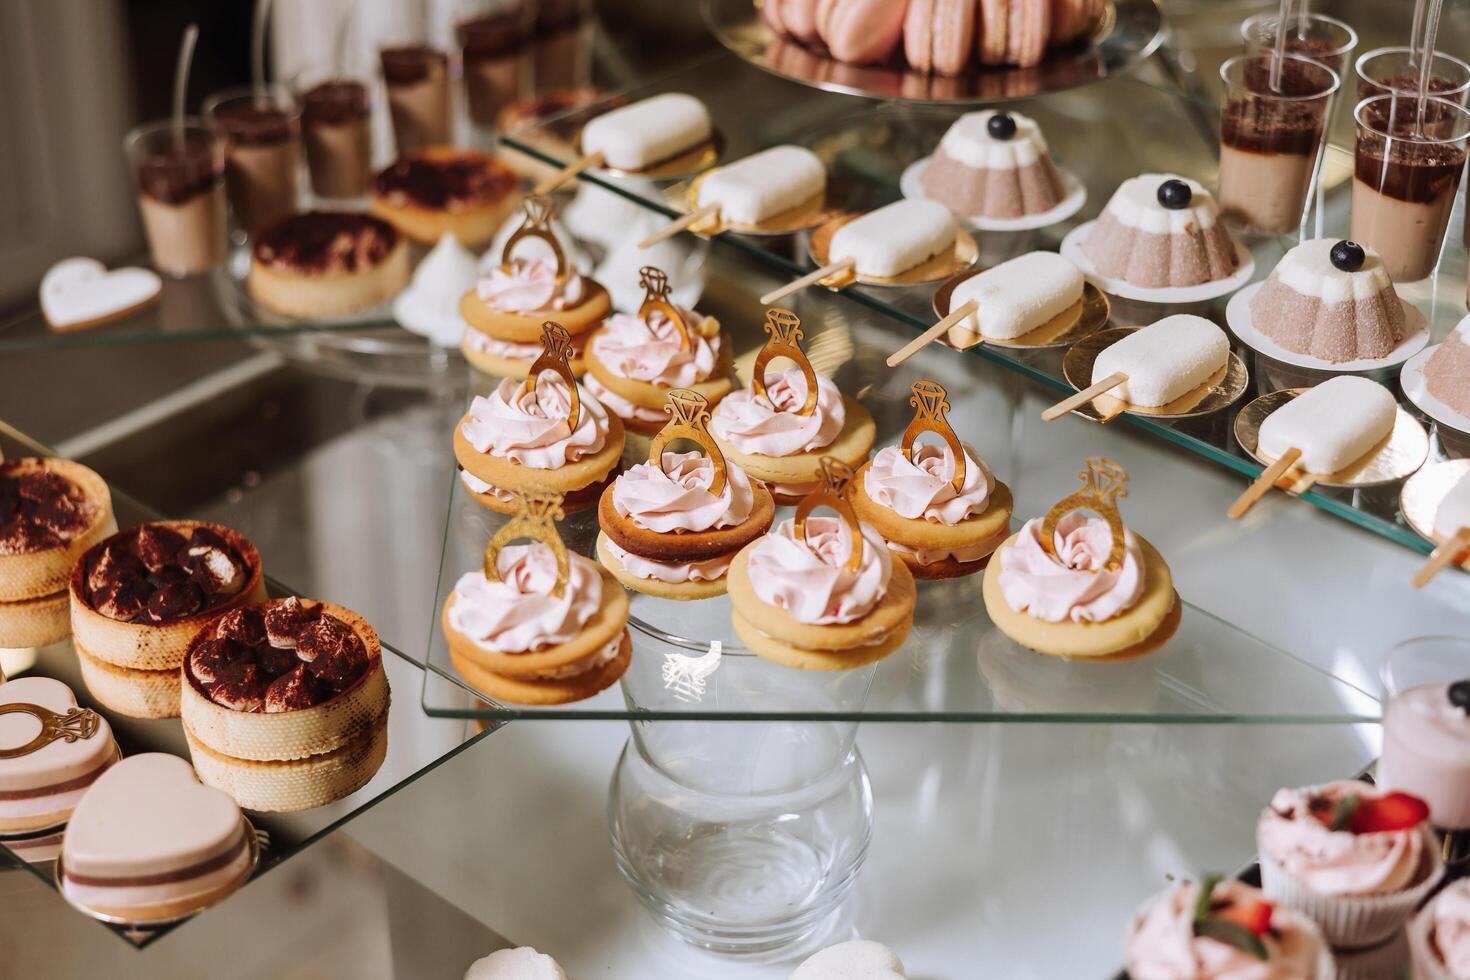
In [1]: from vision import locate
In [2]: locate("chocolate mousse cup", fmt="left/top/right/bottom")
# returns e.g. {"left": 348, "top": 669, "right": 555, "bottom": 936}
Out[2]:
{"left": 203, "top": 85, "right": 302, "bottom": 236}
{"left": 531, "top": 0, "right": 592, "bottom": 93}
{"left": 297, "top": 75, "right": 373, "bottom": 200}
{"left": 123, "top": 120, "right": 228, "bottom": 277}
{"left": 457, "top": 2, "right": 535, "bottom": 130}
{"left": 1357, "top": 48, "right": 1470, "bottom": 109}
{"left": 1240, "top": 13, "right": 1358, "bottom": 79}
{"left": 1351, "top": 94, "right": 1470, "bottom": 282}
{"left": 380, "top": 45, "right": 452, "bottom": 154}
{"left": 1218, "top": 54, "right": 1338, "bottom": 235}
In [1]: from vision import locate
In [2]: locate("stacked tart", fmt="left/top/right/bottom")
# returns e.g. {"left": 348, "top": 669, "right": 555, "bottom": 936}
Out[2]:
{"left": 584, "top": 266, "right": 733, "bottom": 435}
{"left": 70, "top": 521, "right": 265, "bottom": 719}
{"left": 1082, "top": 174, "right": 1240, "bottom": 288}
{"left": 0, "top": 458, "right": 115, "bottom": 649}
{"left": 444, "top": 490, "right": 632, "bottom": 705}
{"left": 247, "top": 211, "right": 411, "bottom": 318}
{"left": 852, "top": 381, "right": 1013, "bottom": 579}
{"left": 460, "top": 196, "right": 611, "bottom": 379}
{"left": 982, "top": 457, "right": 1179, "bottom": 659}
{"left": 919, "top": 110, "right": 1068, "bottom": 221}
{"left": 728, "top": 459, "right": 916, "bottom": 671}
{"left": 596, "top": 389, "right": 775, "bottom": 599}
{"left": 180, "top": 597, "right": 390, "bottom": 812}
{"left": 1249, "top": 239, "right": 1407, "bottom": 362}
{"left": 370, "top": 147, "right": 519, "bottom": 247}
{"left": 710, "top": 309, "right": 875, "bottom": 505}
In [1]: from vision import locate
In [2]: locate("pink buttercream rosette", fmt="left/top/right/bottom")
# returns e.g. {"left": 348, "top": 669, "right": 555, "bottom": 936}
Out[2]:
{"left": 996, "top": 514, "right": 1145, "bottom": 623}
{"left": 1409, "top": 880, "right": 1470, "bottom": 980}
{"left": 747, "top": 516, "right": 891, "bottom": 626}
{"left": 448, "top": 544, "right": 602, "bottom": 654}
{"left": 479, "top": 257, "right": 585, "bottom": 313}
{"left": 460, "top": 372, "right": 610, "bottom": 469}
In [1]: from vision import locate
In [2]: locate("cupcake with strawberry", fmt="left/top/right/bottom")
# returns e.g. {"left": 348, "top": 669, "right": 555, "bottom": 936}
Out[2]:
{"left": 1256, "top": 781, "right": 1443, "bottom": 949}
{"left": 1409, "top": 879, "right": 1470, "bottom": 980}
{"left": 1125, "top": 876, "right": 1334, "bottom": 979}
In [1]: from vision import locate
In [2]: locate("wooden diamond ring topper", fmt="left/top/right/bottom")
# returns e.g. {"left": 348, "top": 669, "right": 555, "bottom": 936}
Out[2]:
{"left": 0, "top": 702, "right": 101, "bottom": 760}
{"left": 900, "top": 380, "right": 966, "bottom": 494}
{"left": 637, "top": 266, "right": 692, "bottom": 353}
{"left": 1039, "top": 457, "right": 1130, "bottom": 573}
{"left": 648, "top": 389, "right": 727, "bottom": 498}
{"left": 499, "top": 194, "right": 568, "bottom": 281}
{"left": 521, "top": 321, "right": 581, "bottom": 433}
{"left": 483, "top": 489, "right": 570, "bottom": 598}
{"left": 751, "top": 308, "right": 819, "bottom": 417}
{"left": 794, "top": 456, "right": 863, "bottom": 572}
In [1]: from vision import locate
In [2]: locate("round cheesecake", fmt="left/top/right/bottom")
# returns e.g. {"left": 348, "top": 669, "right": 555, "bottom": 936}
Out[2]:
{"left": 247, "top": 210, "right": 410, "bottom": 318}
{"left": 370, "top": 147, "right": 520, "bottom": 247}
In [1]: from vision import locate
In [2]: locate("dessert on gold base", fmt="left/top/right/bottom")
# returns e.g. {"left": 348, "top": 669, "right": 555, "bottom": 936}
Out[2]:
{"left": 0, "top": 677, "right": 119, "bottom": 834}
{"left": 370, "top": 147, "right": 519, "bottom": 247}
{"left": 247, "top": 211, "right": 410, "bottom": 319}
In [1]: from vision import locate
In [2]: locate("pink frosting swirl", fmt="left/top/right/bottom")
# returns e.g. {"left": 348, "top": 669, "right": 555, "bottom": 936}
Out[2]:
{"left": 590, "top": 309, "right": 722, "bottom": 387}
{"left": 460, "top": 373, "right": 609, "bottom": 469}
{"left": 448, "top": 543, "right": 602, "bottom": 653}
{"left": 478, "top": 257, "right": 586, "bottom": 313}
{"left": 1257, "top": 783, "right": 1426, "bottom": 896}
{"left": 602, "top": 537, "right": 732, "bottom": 583}
{"left": 584, "top": 374, "right": 666, "bottom": 423}
{"left": 463, "top": 330, "right": 544, "bottom": 359}
{"left": 1127, "top": 879, "right": 1325, "bottom": 980}
{"left": 996, "top": 514, "right": 1145, "bottom": 623}
{"left": 889, "top": 526, "right": 1009, "bottom": 566}
{"left": 613, "top": 451, "right": 755, "bottom": 532}
{"left": 747, "top": 517, "right": 890, "bottom": 625}
{"left": 711, "top": 368, "right": 844, "bottom": 457}
{"left": 1432, "top": 880, "right": 1470, "bottom": 978}
{"left": 864, "top": 443, "right": 993, "bottom": 524}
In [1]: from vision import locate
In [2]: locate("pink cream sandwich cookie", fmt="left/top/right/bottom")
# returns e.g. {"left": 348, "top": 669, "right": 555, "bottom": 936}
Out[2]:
{"left": 0, "top": 676, "right": 119, "bottom": 835}
{"left": 1409, "top": 878, "right": 1470, "bottom": 980}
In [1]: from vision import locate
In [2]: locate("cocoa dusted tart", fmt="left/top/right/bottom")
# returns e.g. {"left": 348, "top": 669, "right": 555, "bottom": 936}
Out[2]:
{"left": 370, "top": 147, "right": 520, "bottom": 247}
{"left": 0, "top": 458, "right": 115, "bottom": 649}
{"left": 247, "top": 210, "right": 411, "bottom": 319}
{"left": 179, "top": 597, "right": 390, "bottom": 812}
{"left": 69, "top": 521, "right": 265, "bottom": 719}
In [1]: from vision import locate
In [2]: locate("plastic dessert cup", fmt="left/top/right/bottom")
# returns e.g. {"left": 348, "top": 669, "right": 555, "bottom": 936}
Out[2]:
{"left": 380, "top": 44, "right": 452, "bottom": 154}
{"left": 123, "top": 120, "right": 228, "bottom": 278}
{"left": 457, "top": 2, "right": 535, "bottom": 130}
{"left": 295, "top": 71, "right": 373, "bottom": 200}
{"left": 1241, "top": 13, "right": 1358, "bottom": 79}
{"left": 1379, "top": 636, "right": 1470, "bottom": 831}
{"left": 1355, "top": 47, "right": 1470, "bottom": 108}
{"left": 202, "top": 85, "right": 302, "bottom": 236}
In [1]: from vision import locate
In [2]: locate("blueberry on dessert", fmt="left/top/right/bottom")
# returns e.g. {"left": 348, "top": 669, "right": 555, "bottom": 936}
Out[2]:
{"left": 1157, "top": 178, "right": 1192, "bottom": 209}
{"left": 1329, "top": 240, "right": 1366, "bottom": 272}
{"left": 986, "top": 112, "right": 1017, "bottom": 140}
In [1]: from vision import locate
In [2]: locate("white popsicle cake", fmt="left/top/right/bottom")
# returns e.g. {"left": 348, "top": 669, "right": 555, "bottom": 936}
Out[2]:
{"left": 1433, "top": 473, "right": 1470, "bottom": 539}
{"left": 695, "top": 145, "right": 826, "bottom": 224}
{"left": 828, "top": 199, "right": 957, "bottom": 278}
{"left": 581, "top": 93, "right": 712, "bottom": 170}
{"left": 1258, "top": 375, "right": 1397, "bottom": 474}
{"left": 950, "top": 251, "right": 1083, "bottom": 339}
{"left": 1091, "top": 314, "right": 1229, "bottom": 407}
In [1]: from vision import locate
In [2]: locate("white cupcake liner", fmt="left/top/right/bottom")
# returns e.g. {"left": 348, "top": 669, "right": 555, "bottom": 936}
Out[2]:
{"left": 1409, "top": 900, "right": 1454, "bottom": 980}
{"left": 1126, "top": 891, "right": 1337, "bottom": 979}
{"left": 1258, "top": 826, "right": 1445, "bottom": 950}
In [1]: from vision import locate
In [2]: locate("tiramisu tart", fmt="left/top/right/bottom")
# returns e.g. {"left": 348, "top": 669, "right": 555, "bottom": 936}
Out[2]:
{"left": 1081, "top": 174, "right": 1240, "bottom": 288}
{"left": 60, "top": 753, "right": 255, "bottom": 924}
{"left": 709, "top": 309, "right": 875, "bottom": 506}
{"left": 370, "top": 146, "right": 519, "bottom": 247}
{"left": 852, "top": 381, "right": 1013, "bottom": 579}
{"left": 982, "top": 458, "right": 1179, "bottom": 659}
{"left": 727, "top": 458, "right": 916, "bottom": 671}
{"left": 0, "top": 457, "right": 115, "bottom": 649}
{"left": 596, "top": 390, "right": 775, "bottom": 600}
{"left": 918, "top": 110, "right": 1068, "bottom": 221}
{"left": 180, "top": 597, "right": 390, "bottom": 812}
{"left": 443, "top": 489, "right": 632, "bottom": 705}
{"left": 1409, "top": 878, "right": 1470, "bottom": 980}
{"left": 1248, "top": 239, "right": 1408, "bottom": 362}
{"left": 460, "top": 195, "right": 610, "bottom": 380}
{"left": 247, "top": 210, "right": 410, "bottom": 318}
{"left": 584, "top": 266, "right": 733, "bottom": 435}
{"left": 0, "top": 677, "right": 119, "bottom": 834}
{"left": 454, "top": 321, "right": 625, "bottom": 515}
{"left": 70, "top": 521, "right": 265, "bottom": 720}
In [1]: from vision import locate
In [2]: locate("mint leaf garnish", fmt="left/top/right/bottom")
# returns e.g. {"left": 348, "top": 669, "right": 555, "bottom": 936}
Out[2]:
{"left": 1330, "top": 794, "right": 1361, "bottom": 832}
{"left": 1194, "top": 918, "right": 1269, "bottom": 961}
{"left": 1193, "top": 874, "right": 1222, "bottom": 922}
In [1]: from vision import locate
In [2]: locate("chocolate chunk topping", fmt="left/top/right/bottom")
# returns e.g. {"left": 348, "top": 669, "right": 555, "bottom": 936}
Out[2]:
{"left": 133, "top": 524, "right": 187, "bottom": 573}
{"left": 265, "top": 666, "right": 324, "bottom": 713}
{"left": 373, "top": 154, "right": 515, "bottom": 211}
{"left": 302, "top": 80, "right": 370, "bottom": 125}
{"left": 215, "top": 607, "right": 267, "bottom": 647}
{"left": 259, "top": 644, "right": 300, "bottom": 676}
{"left": 210, "top": 663, "right": 269, "bottom": 712}
{"left": 210, "top": 103, "right": 299, "bottom": 146}
{"left": 146, "top": 579, "right": 204, "bottom": 623}
{"left": 84, "top": 523, "right": 250, "bottom": 624}
{"left": 252, "top": 211, "right": 400, "bottom": 274}
{"left": 262, "top": 596, "right": 323, "bottom": 648}
{"left": 135, "top": 139, "right": 223, "bottom": 204}
{"left": 190, "top": 637, "right": 246, "bottom": 685}
{"left": 456, "top": 9, "right": 534, "bottom": 58}
{"left": 380, "top": 45, "right": 448, "bottom": 86}
{"left": 298, "top": 616, "right": 368, "bottom": 690}
{"left": 0, "top": 461, "right": 95, "bottom": 556}
{"left": 93, "top": 576, "right": 152, "bottom": 622}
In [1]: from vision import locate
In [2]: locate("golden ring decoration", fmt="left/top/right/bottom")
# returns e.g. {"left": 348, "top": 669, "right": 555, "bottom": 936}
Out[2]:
{"left": 1039, "top": 457, "right": 1130, "bottom": 573}
{"left": 637, "top": 266, "right": 691, "bottom": 353}
{"left": 521, "top": 321, "right": 581, "bottom": 433}
{"left": 794, "top": 457, "right": 863, "bottom": 573}
{"left": 751, "top": 308, "right": 818, "bottom": 417}
{"left": 483, "top": 489, "right": 570, "bottom": 598}
{"left": 901, "top": 380, "right": 966, "bottom": 494}
{"left": 649, "top": 389, "right": 727, "bottom": 498}
{"left": 500, "top": 194, "right": 568, "bottom": 281}
{"left": 0, "top": 702, "right": 102, "bottom": 760}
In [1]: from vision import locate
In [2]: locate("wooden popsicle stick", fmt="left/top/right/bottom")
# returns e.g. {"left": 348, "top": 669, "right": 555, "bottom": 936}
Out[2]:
{"left": 638, "top": 204, "right": 720, "bottom": 249}
{"left": 1413, "top": 528, "right": 1470, "bottom": 588}
{"left": 887, "top": 300, "right": 980, "bottom": 368}
{"left": 759, "top": 259, "right": 856, "bottom": 305}
{"left": 532, "top": 150, "right": 605, "bottom": 195}
{"left": 1041, "top": 372, "right": 1127, "bottom": 422}
{"left": 1226, "top": 447, "right": 1302, "bottom": 519}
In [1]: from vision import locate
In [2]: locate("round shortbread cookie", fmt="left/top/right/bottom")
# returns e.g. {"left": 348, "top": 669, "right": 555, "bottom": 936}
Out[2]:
{"left": 448, "top": 630, "right": 631, "bottom": 705}
{"left": 595, "top": 532, "right": 730, "bottom": 600}
{"left": 584, "top": 339, "right": 736, "bottom": 413}
{"left": 981, "top": 532, "right": 1177, "bottom": 659}
{"left": 453, "top": 411, "right": 626, "bottom": 496}
{"left": 461, "top": 337, "right": 588, "bottom": 381}
{"left": 0, "top": 589, "right": 71, "bottom": 648}
{"left": 733, "top": 611, "right": 910, "bottom": 671}
{"left": 597, "top": 480, "right": 775, "bottom": 563}
{"left": 712, "top": 396, "right": 876, "bottom": 488}
{"left": 892, "top": 530, "right": 1008, "bottom": 581}
{"left": 725, "top": 542, "right": 916, "bottom": 651}
{"left": 0, "top": 458, "right": 116, "bottom": 603}
{"left": 465, "top": 467, "right": 618, "bottom": 516}
{"left": 74, "top": 642, "right": 181, "bottom": 719}
{"left": 461, "top": 280, "right": 611, "bottom": 343}
{"left": 852, "top": 468, "right": 1014, "bottom": 554}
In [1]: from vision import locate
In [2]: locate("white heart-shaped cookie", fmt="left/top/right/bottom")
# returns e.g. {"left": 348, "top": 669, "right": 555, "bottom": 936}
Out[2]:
{"left": 40, "top": 257, "right": 162, "bottom": 332}
{"left": 791, "top": 940, "right": 907, "bottom": 980}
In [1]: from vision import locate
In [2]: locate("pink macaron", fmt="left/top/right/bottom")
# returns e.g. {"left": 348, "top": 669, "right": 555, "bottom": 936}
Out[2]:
{"left": 904, "top": 0, "right": 977, "bottom": 76}
{"left": 816, "top": 0, "right": 909, "bottom": 66}
{"left": 763, "top": 0, "right": 821, "bottom": 43}
{"left": 1005, "top": 0, "right": 1051, "bottom": 67}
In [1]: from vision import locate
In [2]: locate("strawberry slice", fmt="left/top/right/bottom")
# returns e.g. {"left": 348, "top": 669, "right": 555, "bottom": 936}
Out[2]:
{"left": 1217, "top": 899, "right": 1274, "bottom": 937}
{"left": 1350, "top": 792, "right": 1430, "bottom": 834}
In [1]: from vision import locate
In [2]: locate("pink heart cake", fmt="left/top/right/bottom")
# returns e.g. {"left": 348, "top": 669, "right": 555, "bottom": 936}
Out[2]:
{"left": 0, "top": 677, "right": 118, "bottom": 834}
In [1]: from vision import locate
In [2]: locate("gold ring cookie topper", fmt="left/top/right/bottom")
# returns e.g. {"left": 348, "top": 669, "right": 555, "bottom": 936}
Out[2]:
{"left": 649, "top": 389, "right": 728, "bottom": 498}
{"left": 794, "top": 456, "right": 864, "bottom": 572}
{"left": 521, "top": 321, "right": 581, "bottom": 433}
{"left": 637, "top": 266, "right": 692, "bottom": 353}
{"left": 500, "top": 194, "right": 568, "bottom": 281}
{"left": 1040, "top": 457, "right": 1129, "bottom": 573}
{"left": 751, "top": 308, "right": 819, "bottom": 417}
{"left": 901, "top": 380, "right": 966, "bottom": 494}
{"left": 483, "top": 489, "right": 570, "bottom": 598}
{"left": 0, "top": 702, "right": 101, "bottom": 760}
